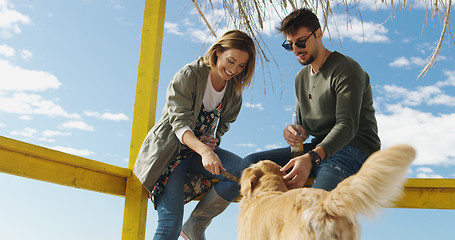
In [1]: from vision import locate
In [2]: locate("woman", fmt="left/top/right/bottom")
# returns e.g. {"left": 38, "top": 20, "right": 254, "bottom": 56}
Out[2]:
{"left": 133, "top": 30, "right": 256, "bottom": 240}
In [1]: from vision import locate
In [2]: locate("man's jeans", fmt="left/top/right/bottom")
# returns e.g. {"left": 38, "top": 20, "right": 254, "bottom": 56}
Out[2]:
{"left": 241, "top": 143, "right": 368, "bottom": 191}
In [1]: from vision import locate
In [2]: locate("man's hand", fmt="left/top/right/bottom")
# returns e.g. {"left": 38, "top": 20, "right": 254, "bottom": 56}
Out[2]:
{"left": 280, "top": 154, "right": 312, "bottom": 189}
{"left": 283, "top": 124, "right": 305, "bottom": 146}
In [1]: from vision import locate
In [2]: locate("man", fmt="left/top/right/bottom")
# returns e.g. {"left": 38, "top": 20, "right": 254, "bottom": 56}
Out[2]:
{"left": 241, "top": 8, "right": 380, "bottom": 191}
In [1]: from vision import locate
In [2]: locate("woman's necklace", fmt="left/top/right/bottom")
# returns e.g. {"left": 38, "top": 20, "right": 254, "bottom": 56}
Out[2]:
{"left": 309, "top": 49, "right": 329, "bottom": 100}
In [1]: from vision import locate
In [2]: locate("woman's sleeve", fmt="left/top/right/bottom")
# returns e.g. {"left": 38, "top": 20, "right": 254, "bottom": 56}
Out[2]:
{"left": 166, "top": 66, "right": 198, "bottom": 132}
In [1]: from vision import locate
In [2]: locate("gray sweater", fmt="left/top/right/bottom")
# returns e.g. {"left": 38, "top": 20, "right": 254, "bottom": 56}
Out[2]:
{"left": 295, "top": 51, "right": 380, "bottom": 158}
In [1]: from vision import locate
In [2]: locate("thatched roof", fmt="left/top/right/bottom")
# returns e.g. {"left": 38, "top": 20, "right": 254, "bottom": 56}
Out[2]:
{"left": 192, "top": 0, "right": 453, "bottom": 78}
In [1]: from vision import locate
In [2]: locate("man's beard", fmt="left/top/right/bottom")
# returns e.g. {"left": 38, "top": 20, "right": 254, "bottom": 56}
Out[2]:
{"left": 298, "top": 53, "right": 315, "bottom": 66}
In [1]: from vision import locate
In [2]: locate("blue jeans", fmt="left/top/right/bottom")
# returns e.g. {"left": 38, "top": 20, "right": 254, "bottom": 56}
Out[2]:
{"left": 153, "top": 147, "right": 241, "bottom": 240}
{"left": 240, "top": 144, "right": 368, "bottom": 191}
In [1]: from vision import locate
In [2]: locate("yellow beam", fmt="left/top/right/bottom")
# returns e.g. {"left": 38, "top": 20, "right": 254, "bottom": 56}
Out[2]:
{"left": 395, "top": 178, "right": 455, "bottom": 209}
{"left": 122, "top": 0, "right": 166, "bottom": 239}
{"left": 0, "top": 136, "right": 129, "bottom": 196}
{"left": 128, "top": 0, "right": 166, "bottom": 164}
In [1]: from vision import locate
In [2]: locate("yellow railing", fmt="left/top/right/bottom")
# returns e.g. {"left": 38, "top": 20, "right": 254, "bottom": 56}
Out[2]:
{"left": 2, "top": 135, "right": 455, "bottom": 240}
{"left": 2, "top": 134, "right": 455, "bottom": 210}
{"left": 1, "top": 1, "right": 455, "bottom": 240}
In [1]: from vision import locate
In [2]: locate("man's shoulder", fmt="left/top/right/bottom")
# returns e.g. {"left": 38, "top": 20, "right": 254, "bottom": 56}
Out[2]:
{"left": 328, "top": 51, "right": 365, "bottom": 76}
{"left": 295, "top": 65, "right": 311, "bottom": 78}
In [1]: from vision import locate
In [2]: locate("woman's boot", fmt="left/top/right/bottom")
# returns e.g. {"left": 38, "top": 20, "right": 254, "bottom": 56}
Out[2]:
{"left": 180, "top": 187, "right": 230, "bottom": 240}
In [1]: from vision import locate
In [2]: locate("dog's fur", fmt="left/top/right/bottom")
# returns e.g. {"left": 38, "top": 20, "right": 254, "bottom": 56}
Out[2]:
{"left": 238, "top": 144, "right": 416, "bottom": 240}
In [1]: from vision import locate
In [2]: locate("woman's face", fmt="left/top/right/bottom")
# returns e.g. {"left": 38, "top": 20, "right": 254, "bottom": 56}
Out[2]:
{"left": 214, "top": 48, "right": 249, "bottom": 81}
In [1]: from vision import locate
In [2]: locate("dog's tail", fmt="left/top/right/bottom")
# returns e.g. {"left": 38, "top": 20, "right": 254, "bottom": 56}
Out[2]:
{"left": 323, "top": 144, "right": 416, "bottom": 218}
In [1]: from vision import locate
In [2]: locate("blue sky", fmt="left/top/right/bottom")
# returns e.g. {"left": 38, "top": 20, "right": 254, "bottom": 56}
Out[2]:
{"left": 0, "top": 0, "right": 454, "bottom": 239}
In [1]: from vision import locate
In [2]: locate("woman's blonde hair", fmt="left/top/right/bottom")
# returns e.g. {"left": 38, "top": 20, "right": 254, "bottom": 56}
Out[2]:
{"left": 203, "top": 30, "right": 256, "bottom": 95}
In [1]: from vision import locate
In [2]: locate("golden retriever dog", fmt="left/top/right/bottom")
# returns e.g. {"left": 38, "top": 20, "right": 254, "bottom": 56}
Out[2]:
{"left": 238, "top": 144, "right": 416, "bottom": 240}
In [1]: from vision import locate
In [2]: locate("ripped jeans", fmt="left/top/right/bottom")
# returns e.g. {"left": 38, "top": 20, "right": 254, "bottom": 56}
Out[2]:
{"left": 240, "top": 143, "right": 368, "bottom": 191}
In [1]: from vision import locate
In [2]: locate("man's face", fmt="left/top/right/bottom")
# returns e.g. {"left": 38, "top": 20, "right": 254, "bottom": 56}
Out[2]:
{"left": 285, "top": 27, "right": 318, "bottom": 65}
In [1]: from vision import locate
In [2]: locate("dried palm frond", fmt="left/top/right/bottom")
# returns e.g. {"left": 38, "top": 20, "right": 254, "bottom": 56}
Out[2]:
{"left": 192, "top": 0, "right": 453, "bottom": 79}
{"left": 418, "top": 0, "right": 452, "bottom": 78}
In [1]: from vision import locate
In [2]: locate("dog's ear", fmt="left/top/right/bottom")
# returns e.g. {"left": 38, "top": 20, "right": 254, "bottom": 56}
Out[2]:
{"left": 240, "top": 167, "right": 264, "bottom": 199}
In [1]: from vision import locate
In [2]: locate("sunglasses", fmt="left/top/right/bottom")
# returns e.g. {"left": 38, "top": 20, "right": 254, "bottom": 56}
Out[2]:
{"left": 282, "top": 29, "right": 317, "bottom": 51}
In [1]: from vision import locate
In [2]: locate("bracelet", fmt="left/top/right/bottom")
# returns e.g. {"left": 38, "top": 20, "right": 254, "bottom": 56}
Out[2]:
{"left": 308, "top": 150, "right": 322, "bottom": 167}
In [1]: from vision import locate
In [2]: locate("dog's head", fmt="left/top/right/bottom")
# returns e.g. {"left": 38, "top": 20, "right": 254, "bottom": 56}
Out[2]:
{"left": 240, "top": 160, "right": 288, "bottom": 199}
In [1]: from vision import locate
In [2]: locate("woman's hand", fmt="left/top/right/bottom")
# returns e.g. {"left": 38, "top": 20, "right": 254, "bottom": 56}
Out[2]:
{"left": 199, "top": 135, "right": 219, "bottom": 150}
{"left": 200, "top": 148, "right": 225, "bottom": 175}
{"left": 182, "top": 130, "right": 224, "bottom": 175}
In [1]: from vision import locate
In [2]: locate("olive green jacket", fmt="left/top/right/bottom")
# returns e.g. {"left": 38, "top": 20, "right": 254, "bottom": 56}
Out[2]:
{"left": 133, "top": 58, "right": 242, "bottom": 192}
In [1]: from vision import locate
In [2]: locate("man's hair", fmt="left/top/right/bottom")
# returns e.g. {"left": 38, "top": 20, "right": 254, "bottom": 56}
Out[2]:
{"left": 278, "top": 8, "right": 321, "bottom": 36}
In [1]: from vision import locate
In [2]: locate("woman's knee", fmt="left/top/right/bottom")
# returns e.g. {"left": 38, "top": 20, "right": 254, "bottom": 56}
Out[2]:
{"left": 154, "top": 206, "right": 184, "bottom": 239}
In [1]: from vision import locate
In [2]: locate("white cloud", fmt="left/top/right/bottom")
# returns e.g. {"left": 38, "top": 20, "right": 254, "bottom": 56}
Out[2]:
{"left": 383, "top": 84, "right": 442, "bottom": 106}
{"left": 10, "top": 127, "right": 37, "bottom": 138}
{"left": 377, "top": 104, "right": 455, "bottom": 166}
{"left": 189, "top": 28, "right": 216, "bottom": 43}
{"left": 389, "top": 56, "right": 426, "bottom": 68}
{"left": 236, "top": 143, "right": 257, "bottom": 147}
{"left": 416, "top": 173, "right": 444, "bottom": 178}
{"left": 20, "top": 49, "right": 32, "bottom": 61}
{"left": 0, "top": 0, "right": 31, "bottom": 38}
{"left": 164, "top": 22, "right": 184, "bottom": 36}
{"left": 101, "top": 112, "right": 128, "bottom": 121}
{"left": 0, "top": 59, "right": 61, "bottom": 91}
{"left": 244, "top": 102, "right": 264, "bottom": 110}
{"left": 416, "top": 167, "right": 434, "bottom": 173}
{"left": 84, "top": 111, "right": 129, "bottom": 121}
{"left": 427, "top": 94, "right": 455, "bottom": 106}
{"left": 42, "top": 130, "right": 71, "bottom": 137}
{"left": 83, "top": 111, "right": 99, "bottom": 118}
{"left": 0, "top": 59, "right": 81, "bottom": 119}
{"left": 182, "top": 18, "right": 193, "bottom": 26}
{"left": 50, "top": 146, "right": 94, "bottom": 157}
{"left": 437, "top": 70, "right": 455, "bottom": 87}
{"left": 0, "top": 92, "right": 80, "bottom": 119}
{"left": 0, "top": 44, "right": 14, "bottom": 57}
{"left": 38, "top": 137, "right": 55, "bottom": 143}
{"left": 389, "top": 56, "right": 410, "bottom": 68}
{"left": 357, "top": 0, "right": 390, "bottom": 10}
{"left": 7, "top": 127, "right": 71, "bottom": 143}
{"left": 264, "top": 143, "right": 282, "bottom": 149}
{"left": 18, "top": 115, "right": 31, "bottom": 120}
{"left": 59, "top": 121, "right": 94, "bottom": 131}
{"left": 0, "top": 38, "right": 70, "bottom": 123}
{"left": 325, "top": 14, "right": 389, "bottom": 43}
{"left": 256, "top": 7, "right": 283, "bottom": 37}
{"left": 109, "top": 0, "right": 124, "bottom": 10}
{"left": 382, "top": 71, "right": 455, "bottom": 107}
{"left": 415, "top": 167, "right": 443, "bottom": 178}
